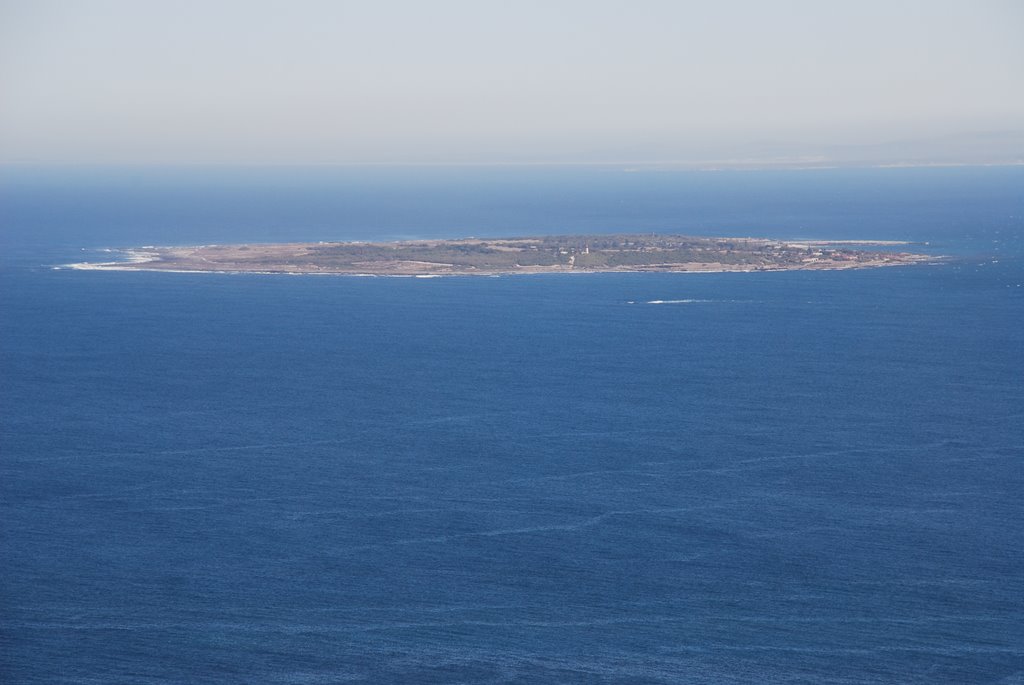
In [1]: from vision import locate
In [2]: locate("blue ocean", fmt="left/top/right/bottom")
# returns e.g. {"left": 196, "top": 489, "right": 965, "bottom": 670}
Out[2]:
{"left": 2, "top": 166, "right": 1022, "bottom": 683}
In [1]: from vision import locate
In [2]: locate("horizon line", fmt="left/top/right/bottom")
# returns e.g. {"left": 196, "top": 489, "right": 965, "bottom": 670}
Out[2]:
{"left": 2, "top": 159, "right": 1023, "bottom": 171}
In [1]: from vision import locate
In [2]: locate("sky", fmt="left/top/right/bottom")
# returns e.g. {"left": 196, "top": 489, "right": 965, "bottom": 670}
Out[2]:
{"left": 1, "top": 0, "right": 1022, "bottom": 165}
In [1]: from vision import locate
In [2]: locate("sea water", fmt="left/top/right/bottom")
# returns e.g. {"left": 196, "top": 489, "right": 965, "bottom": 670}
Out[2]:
{"left": 1, "top": 166, "right": 1022, "bottom": 683}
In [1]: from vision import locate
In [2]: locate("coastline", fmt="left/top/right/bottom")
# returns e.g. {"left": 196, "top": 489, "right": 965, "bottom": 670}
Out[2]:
{"left": 63, "top": 235, "right": 938, "bottom": 277}
{"left": 64, "top": 261, "right": 937, "bottom": 277}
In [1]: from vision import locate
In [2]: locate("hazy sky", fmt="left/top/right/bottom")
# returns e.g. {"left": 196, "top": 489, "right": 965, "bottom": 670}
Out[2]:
{"left": 1, "top": 0, "right": 1022, "bottom": 164}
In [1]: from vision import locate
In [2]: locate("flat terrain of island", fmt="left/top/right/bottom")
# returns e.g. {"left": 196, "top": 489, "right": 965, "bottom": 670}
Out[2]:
{"left": 69, "top": 234, "right": 933, "bottom": 275}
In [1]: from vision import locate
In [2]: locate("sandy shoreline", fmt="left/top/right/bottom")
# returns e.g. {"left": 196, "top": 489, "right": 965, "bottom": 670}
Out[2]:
{"left": 64, "top": 259, "right": 937, "bottom": 277}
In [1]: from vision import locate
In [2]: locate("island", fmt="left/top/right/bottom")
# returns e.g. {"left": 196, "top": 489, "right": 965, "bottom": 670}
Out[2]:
{"left": 68, "top": 234, "right": 934, "bottom": 275}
